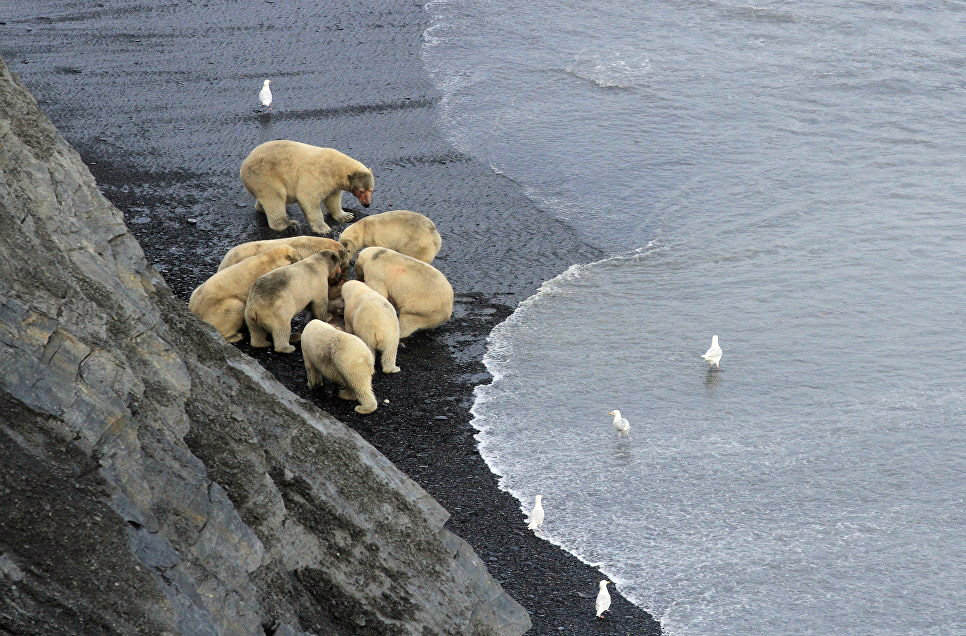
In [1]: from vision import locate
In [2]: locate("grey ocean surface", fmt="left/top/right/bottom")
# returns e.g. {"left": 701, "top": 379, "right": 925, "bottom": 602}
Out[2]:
{"left": 423, "top": 0, "right": 965, "bottom": 634}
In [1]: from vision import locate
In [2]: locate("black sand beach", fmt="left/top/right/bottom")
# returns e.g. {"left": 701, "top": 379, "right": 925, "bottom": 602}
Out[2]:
{"left": 2, "top": 1, "right": 660, "bottom": 633}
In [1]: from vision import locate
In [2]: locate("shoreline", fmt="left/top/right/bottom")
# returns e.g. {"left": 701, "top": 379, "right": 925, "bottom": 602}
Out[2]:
{"left": 1, "top": 1, "right": 660, "bottom": 633}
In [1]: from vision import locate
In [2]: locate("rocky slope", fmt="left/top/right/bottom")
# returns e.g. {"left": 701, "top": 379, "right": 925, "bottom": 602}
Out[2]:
{"left": 0, "top": 57, "right": 529, "bottom": 635}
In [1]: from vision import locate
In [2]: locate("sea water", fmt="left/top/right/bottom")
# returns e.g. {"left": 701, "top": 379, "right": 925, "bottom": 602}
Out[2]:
{"left": 422, "top": 1, "right": 965, "bottom": 633}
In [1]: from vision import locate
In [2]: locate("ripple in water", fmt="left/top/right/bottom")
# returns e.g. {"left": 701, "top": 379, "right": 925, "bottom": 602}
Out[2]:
{"left": 563, "top": 47, "right": 652, "bottom": 89}
{"left": 426, "top": 0, "right": 966, "bottom": 632}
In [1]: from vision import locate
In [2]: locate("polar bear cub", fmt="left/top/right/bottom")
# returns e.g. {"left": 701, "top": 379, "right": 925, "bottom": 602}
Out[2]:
{"left": 301, "top": 319, "right": 378, "bottom": 414}
{"left": 341, "top": 280, "right": 401, "bottom": 374}
{"left": 244, "top": 249, "right": 343, "bottom": 353}
{"left": 339, "top": 210, "right": 442, "bottom": 263}
{"left": 217, "top": 236, "right": 347, "bottom": 272}
{"left": 189, "top": 245, "right": 299, "bottom": 342}
{"left": 239, "top": 140, "right": 374, "bottom": 235}
{"left": 354, "top": 247, "right": 453, "bottom": 338}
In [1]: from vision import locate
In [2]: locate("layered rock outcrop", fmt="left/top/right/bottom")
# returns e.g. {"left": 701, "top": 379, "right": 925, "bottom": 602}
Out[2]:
{"left": 0, "top": 57, "right": 529, "bottom": 635}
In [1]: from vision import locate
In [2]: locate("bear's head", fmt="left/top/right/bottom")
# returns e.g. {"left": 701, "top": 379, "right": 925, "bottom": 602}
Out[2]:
{"left": 312, "top": 249, "right": 344, "bottom": 283}
{"left": 269, "top": 245, "right": 300, "bottom": 265}
{"left": 338, "top": 234, "right": 359, "bottom": 259}
{"left": 348, "top": 170, "right": 374, "bottom": 207}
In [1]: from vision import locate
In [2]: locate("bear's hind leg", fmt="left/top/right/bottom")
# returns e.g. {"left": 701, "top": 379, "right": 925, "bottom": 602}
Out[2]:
{"left": 305, "top": 362, "right": 322, "bottom": 389}
{"left": 380, "top": 336, "right": 401, "bottom": 374}
{"left": 215, "top": 299, "right": 246, "bottom": 342}
{"left": 260, "top": 192, "right": 300, "bottom": 233}
{"left": 398, "top": 312, "right": 428, "bottom": 339}
{"left": 309, "top": 298, "right": 330, "bottom": 322}
{"left": 271, "top": 322, "right": 296, "bottom": 354}
{"left": 246, "top": 313, "right": 271, "bottom": 348}
{"left": 352, "top": 380, "right": 378, "bottom": 414}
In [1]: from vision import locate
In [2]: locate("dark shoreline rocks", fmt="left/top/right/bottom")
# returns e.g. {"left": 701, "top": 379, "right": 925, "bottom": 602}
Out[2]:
{"left": 1, "top": 1, "right": 662, "bottom": 633}
{"left": 0, "top": 58, "right": 528, "bottom": 634}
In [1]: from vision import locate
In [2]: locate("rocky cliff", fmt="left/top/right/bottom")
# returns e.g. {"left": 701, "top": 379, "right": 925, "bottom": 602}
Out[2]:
{"left": 0, "top": 57, "right": 529, "bottom": 635}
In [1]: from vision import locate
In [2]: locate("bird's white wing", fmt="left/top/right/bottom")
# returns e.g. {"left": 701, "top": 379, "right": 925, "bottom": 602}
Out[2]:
{"left": 596, "top": 591, "right": 611, "bottom": 615}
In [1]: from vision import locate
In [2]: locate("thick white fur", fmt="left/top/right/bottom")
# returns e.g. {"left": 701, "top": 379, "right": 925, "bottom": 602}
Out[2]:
{"left": 188, "top": 245, "right": 299, "bottom": 342}
{"left": 245, "top": 250, "right": 342, "bottom": 353}
{"left": 301, "top": 319, "right": 377, "bottom": 414}
{"left": 339, "top": 210, "right": 442, "bottom": 263}
{"left": 239, "top": 140, "right": 374, "bottom": 235}
{"left": 341, "top": 280, "right": 401, "bottom": 373}
{"left": 217, "top": 236, "right": 347, "bottom": 272}
{"left": 354, "top": 247, "right": 453, "bottom": 338}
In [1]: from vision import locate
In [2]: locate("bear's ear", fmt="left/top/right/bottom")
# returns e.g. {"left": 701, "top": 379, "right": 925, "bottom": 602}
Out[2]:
{"left": 349, "top": 170, "right": 374, "bottom": 190}
{"left": 286, "top": 252, "right": 299, "bottom": 264}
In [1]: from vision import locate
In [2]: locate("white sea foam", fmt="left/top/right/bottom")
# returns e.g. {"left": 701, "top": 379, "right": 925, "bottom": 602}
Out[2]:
{"left": 563, "top": 47, "right": 653, "bottom": 89}
{"left": 424, "top": 0, "right": 966, "bottom": 633}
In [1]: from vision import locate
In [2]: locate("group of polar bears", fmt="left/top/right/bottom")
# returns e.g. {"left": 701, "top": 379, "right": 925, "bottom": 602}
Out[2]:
{"left": 189, "top": 140, "right": 453, "bottom": 414}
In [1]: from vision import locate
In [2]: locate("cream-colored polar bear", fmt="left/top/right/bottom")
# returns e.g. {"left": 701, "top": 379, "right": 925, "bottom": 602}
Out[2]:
{"left": 188, "top": 245, "right": 299, "bottom": 342}
{"left": 341, "top": 280, "right": 401, "bottom": 374}
{"left": 244, "top": 250, "right": 343, "bottom": 353}
{"left": 239, "top": 140, "right": 374, "bottom": 235}
{"left": 217, "top": 236, "right": 348, "bottom": 272}
{"left": 301, "top": 319, "right": 377, "bottom": 414}
{"left": 354, "top": 247, "right": 453, "bottom": 338}
{"left": 339, "top": 210, "right": 442, "bottom": 263}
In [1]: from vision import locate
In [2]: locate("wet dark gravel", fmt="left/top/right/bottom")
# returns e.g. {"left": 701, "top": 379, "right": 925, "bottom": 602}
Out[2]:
{"left": 1, "top": 1, "right": 660, "bottom": 633}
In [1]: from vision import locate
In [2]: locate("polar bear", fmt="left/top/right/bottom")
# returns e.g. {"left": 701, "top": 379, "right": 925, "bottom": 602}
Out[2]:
{"left": 341, "top": 280, "right": 401, "bottom": 373}
{"left": 339, "top": 210, "right": 442, "bottom": 263}
{"left": 217, "top": 236, "right": 348, "bottom": 273}
{"left": 301, "top": 319, "right": 378, "bottom": 414}
{"left": 354, "top": 247, "right": 453, "bottom": 338}
{"left": 189, "top": 245, "right": 299, "bottom": 342}
{"left": 239, "top": 140, "right": 374, "bottom": 235}
{"left": 244, "top": 249, "right": 343, "bottom": 353}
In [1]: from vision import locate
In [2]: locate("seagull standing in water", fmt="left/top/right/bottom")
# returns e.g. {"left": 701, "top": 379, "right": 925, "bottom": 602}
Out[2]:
{"left": 595, "top": 580, "right": 612, "bottom": 618}
{"left": 608, "top": 409, "right": 630, "bottom": 437}
{"left": 258, "top": 79, "right": 273, "bottom": 112}
{"left": 702, "top": 334, "right": 722, "bottom": 369}
{"left": 527, "top": 494, "right": 544, "bottom": 530}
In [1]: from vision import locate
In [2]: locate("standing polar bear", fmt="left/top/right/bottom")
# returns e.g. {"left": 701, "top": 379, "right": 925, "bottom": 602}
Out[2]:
{"left": 339, "top": 210, "right": 442, "bottom": 263}
{"left": 341, "top": 280, "right": 401, "bottom": 374}
{"left": 188, "top": 245, "right": 299, "bottom": 342}
{"left": 301, "top": 319, "right": 378, "bottom": 414}
{"left": 354, "top": 247, "right": 453, "bottom": 338}
{"left": 217, "top": 236, "right": 348, "bottom": 272}
{"left": 245, "top": 249, "right": 343, "bottom": 353}
{"left": 239, "top": 140, "right": 374, "bottom": 235}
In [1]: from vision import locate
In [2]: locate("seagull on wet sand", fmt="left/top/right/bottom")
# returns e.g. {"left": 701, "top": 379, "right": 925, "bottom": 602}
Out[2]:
{"left": 608, "top": 409, "right": 630, "bottom": 437}
{"left": 596, "top": 580, "right": 612, "bottom": 618}
{"left": 259, "top": 79, "right": 272, "bottom": 111}
{"left": 527, "top": 494, "right": 544, "bottom": 530}
{"left": 702, "top": 334, "right": 722, "bottom": 369}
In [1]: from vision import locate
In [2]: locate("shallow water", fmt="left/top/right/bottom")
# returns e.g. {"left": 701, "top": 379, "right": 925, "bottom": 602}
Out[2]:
{"left": 423, "top": 0, "right": 966, "bottom": 633}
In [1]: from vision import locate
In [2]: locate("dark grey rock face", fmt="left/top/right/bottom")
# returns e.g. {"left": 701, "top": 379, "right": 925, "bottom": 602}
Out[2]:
{"left": 0, "top": 57, "right": 530, "bottom": 635}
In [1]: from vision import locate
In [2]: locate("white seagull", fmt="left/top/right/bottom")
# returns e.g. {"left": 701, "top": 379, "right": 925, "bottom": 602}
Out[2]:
{"left": 701, "top": 334, "right": 722, "bottom": 369}
{"left": 595, "top": 580, "right": 612, "bottom": 618}
{"left": 607, "top": 409, "right": 630, "bottom": 437}
{"left": 258, "top": 79, "right": 273, "bottom": 111}
{"left": 527, "top": 494, "right": 544, "bottom": 530}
